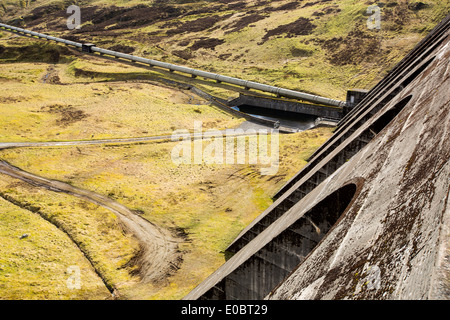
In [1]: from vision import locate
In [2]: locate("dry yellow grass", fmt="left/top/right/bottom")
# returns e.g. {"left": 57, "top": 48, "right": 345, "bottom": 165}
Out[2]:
{"left": 6, "top": 0, "right": 418, "bottom": 299}
{"left": 0, "top": 194, "right": 112, "bottom": 300}
{"left": 0, "top": 127, "right": 333, "bottom": 299}
{"left": 0, "top": 172, "right": 140, "bottom": 297}
{"left": 0, "top": 56, "right": 244, "bottom": 143}
{"left": 0, "top": 42, "right": 333, "bottom": 299}
{"left": 0, "top": 16, "right": 337, "bottom": 298}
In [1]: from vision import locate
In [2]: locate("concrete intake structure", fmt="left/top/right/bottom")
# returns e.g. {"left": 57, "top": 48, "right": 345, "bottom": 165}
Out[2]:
{"left": 0, "top": 23, "right": 345, "bottom": 108}
{"left": 185, "top": 13, "right": 450, "bottom": 300}
{"left": 228, "top": 94, "right": 343, "bottom": 120}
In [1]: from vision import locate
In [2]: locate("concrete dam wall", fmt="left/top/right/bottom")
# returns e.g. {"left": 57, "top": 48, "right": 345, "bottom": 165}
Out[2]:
{"left": 185, "top": 13, "right": 450, "bottom": 300}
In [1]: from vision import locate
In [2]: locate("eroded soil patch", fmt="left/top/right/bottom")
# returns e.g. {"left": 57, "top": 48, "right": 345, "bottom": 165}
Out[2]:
{"left": 261, "top": 17, "right": 316, "bottom": 43}
{"left": 315, "top": 27, "right": 382, "bottom": 65}
{"left": 41, "top": 104, "right": 88, "bottom": 126}
{"left": 190, "top": 38, "right": 225, "bottom": 51}
{"left": 42, "top": 66, "right": 62, "bottom": 85}
{"left": 166, "top": 15, "right": 224, "bottom": 35}
{"left": 312, "top": 5, "right": 342, "bottom": 17}
{"left": 107, "top": 44, "right": 135, "bottom": 54}
{"left": 22, "top": 4, "right": 184, "bottom": 32}
{"left": 223, "top": 13, "right": 267, "bottom": 34}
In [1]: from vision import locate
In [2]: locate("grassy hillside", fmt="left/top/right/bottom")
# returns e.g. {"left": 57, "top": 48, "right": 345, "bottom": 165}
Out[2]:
{"left": 1, "top": 0, "right": 448, "bottom": 100}
{"left": 0, "top": 58, "right": 243, "bottom": 142}
{"left": 0, "top": 192, "right": 113, "bottom": 299}
{"left": 0, "top": 127, "right": 333, "bottom": 299}
{"left": 0, "top": 0, "right": 448, "bottom": 300}
{"left": 0, "top": 38, "right": 335, "bottom": 299}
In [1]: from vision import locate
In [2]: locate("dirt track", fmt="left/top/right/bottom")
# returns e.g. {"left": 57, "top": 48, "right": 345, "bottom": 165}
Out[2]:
{"left": 0, "top": 113, "right": 280, "bottom": 289}
{"left": 0, "top": 160, "right": 182, "bottom": 284}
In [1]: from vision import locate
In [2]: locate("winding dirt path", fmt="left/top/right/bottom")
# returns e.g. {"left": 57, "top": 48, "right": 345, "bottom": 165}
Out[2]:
{"left": 0, "top": 160, "right": 181, "bottom": 283}
{"left": 0, "top": 127, "right": 277, "bottom": 286}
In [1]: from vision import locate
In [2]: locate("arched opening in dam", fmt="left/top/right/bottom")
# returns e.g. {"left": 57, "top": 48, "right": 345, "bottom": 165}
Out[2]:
{"left": 227, "top": 94, "right": 415, "bottom": 255}
{"left": 200, "top": 183, "right": 359, "bottom": 300}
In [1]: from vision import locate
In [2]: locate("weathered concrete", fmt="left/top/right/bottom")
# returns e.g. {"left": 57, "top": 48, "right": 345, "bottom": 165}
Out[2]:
{"left": 185, "top": 14, "right": 450, "bottom": 300}
{"left": 227, "top": 47, "right": 443, "bottom": 254}
{"left": 314, "top": 117, "right": 340, "bottom": 128}
{"left": 269, "top": 46, "right": 450, "bottom": 300}
{"left": 192, "top": 184, "right": 358, "bottom": 300}
{"left": 190, "top": 87, "right": 298, "bottom": 133}
{"left": 344, "top": 89, "right": 369, "bottom": 115}
{"left": 228, "top": 94, "right": 343, "bottom": 119}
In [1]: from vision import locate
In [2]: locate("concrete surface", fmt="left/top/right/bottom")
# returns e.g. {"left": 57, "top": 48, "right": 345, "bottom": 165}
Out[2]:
{"left": 185, "top": 14, "right": 450, "bottom": 300}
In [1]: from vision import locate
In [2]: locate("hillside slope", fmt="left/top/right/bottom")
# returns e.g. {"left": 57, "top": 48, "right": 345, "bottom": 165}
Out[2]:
{"left": 1, "top": 0, "right": 448, "bottom": 100}
{"left": 0, "top": 0, "right": 448, "bottom": 300}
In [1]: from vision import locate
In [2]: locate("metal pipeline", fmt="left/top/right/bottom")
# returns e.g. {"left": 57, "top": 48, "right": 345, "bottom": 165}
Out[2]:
{"left": 0, "top": 23, "right": 346, "bottom": 107}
